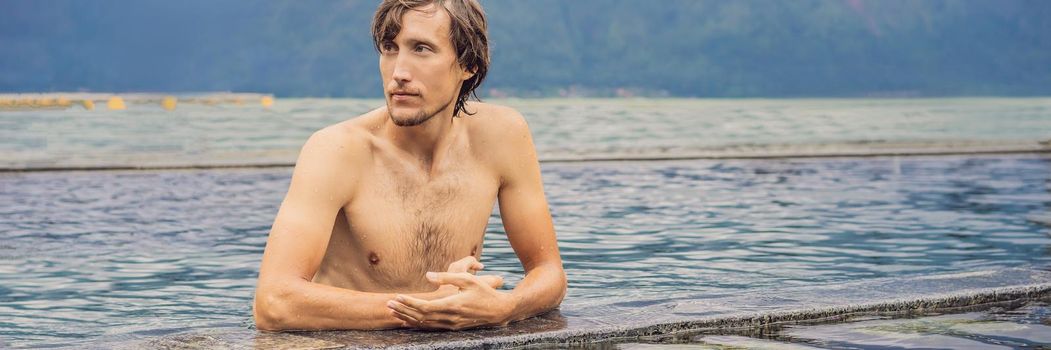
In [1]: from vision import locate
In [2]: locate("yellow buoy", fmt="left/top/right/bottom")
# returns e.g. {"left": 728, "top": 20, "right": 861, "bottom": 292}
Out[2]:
{"left": 107, "top": 96, "right": 126, "bottom": 110}
{"left": 82, "top": 99, "right": 95, "bottom": 110}
{"left": 260, "top": 96, "right": 274, "bottom": 108}
{"left": 161, "top": 96, "right": 177, "bottom": 111}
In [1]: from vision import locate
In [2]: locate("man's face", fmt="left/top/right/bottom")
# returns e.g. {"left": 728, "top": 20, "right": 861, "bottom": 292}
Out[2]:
{"left": 380, "top": 5, "right": 472, "bottom": 127}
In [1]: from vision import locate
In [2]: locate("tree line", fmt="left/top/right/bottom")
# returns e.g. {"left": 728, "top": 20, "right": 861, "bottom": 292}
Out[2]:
{"left": 2, "top": 0, "right": 1049, "bottom": 97}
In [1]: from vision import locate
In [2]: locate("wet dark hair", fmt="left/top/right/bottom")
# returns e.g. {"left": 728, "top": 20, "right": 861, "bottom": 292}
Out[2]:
{"left": 372, "top": 0, "right": 489, "bottom": 117}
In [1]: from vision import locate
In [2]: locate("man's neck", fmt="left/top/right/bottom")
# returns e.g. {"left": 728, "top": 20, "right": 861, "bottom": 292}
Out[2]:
{"left": 381, "top": 109, "right": 461, "bottom": 173}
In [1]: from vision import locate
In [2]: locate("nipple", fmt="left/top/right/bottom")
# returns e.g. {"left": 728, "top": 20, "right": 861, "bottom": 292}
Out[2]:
{"left": 368, "top": 251, "right": 380, "bottom": 265}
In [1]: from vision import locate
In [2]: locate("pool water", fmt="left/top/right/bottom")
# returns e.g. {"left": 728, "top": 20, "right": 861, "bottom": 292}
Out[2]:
{"left": 2, "top": 154, "right": 1051, "bottom": 348}
{"left": 3, "top": 98, "right": 1051, "bottom": 348}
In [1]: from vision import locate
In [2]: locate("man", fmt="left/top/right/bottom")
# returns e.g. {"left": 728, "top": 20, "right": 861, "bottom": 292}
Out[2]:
{"left": 253, "top": 0, "right": 567, "bottom": 331}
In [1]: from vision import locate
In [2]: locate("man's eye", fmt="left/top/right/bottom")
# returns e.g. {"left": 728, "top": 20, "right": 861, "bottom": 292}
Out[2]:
{"left": 381, "top": 43, "right": 397, "bottom": 52}
{"left": 414, "top": 45, "right": 431, "bottom": 53}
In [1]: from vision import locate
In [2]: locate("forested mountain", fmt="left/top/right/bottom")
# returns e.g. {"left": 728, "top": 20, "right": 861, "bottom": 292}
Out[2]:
{"left": 3, "top": 0, "right": 1049, "bottom": 97}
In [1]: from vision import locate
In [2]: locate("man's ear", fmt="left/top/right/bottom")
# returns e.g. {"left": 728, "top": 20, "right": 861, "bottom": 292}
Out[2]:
{"left": 460, "top": 66, "right": 476, "bottom": 81}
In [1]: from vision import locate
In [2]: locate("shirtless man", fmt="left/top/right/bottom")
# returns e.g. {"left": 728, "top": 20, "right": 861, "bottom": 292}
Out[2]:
{"left": 252, "top": 0, "right": 567, "bottom": 331}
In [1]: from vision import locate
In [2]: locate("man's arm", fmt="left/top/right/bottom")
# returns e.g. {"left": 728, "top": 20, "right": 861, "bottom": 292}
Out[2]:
{"left": 387, "top": 108, "right": 567, "bottom": 329}
{"left": 491, "top": 110, "right": 568, "bottom": 322}
{"left": 253, "top": 128, "right": 457, "bottom": 331}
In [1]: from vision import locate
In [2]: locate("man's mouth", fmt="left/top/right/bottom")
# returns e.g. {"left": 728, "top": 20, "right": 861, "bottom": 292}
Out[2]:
{"left": 391, "top": 90, "right": 420, "bottom": 99}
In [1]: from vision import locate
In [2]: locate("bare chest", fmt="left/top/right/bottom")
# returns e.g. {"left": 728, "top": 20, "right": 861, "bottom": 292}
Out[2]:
{"left": 335, "top": 154, "right": 500, "bottom": 290}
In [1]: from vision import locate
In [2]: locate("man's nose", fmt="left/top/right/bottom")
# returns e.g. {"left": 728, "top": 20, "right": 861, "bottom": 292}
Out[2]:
{"left": 392, "top": 54, "right": 412, "bottom": 83}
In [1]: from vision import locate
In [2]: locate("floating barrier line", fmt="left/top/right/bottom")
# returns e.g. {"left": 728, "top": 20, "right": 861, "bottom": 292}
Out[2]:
{"left": 0, "top": 92, "right": 274, "bottom": 111}
{"left": 0, "top": 163, "right": 296, "bottom": 173}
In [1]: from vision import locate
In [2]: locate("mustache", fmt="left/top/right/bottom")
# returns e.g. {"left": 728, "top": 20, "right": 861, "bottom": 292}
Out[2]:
{"left": 388, "top": 84, "right": 420, "bottom": 96}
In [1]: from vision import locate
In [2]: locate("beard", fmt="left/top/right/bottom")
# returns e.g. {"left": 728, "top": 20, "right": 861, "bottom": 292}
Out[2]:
{"left": 389, "top": 108, "right": 436, "bottom": 127}
{"left": 387, "top": 97, "right": 454, "bottom": 127}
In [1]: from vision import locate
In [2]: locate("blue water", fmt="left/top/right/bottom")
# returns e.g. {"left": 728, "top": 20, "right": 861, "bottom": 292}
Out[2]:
{"left": 2, "top": 154, "right": 1051, "bottom": 348}
{"left": 2, "top": 97, "right": 1051, "bottom": 347}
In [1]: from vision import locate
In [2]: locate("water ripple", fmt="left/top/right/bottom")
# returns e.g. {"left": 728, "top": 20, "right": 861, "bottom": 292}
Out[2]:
{"left": 1, "top": 155, "right": 1051, "bottom": 347}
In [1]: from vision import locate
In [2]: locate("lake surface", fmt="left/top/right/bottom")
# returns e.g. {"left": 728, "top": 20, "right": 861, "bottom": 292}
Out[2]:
{"left": 3, "top": 98, "right": 1050, "bottom": 168}
{"left": 1, "top": 98, "right": 1051, "bottom": 348}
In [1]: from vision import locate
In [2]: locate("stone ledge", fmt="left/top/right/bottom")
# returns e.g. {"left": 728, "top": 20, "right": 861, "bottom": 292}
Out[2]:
{"left": 120, "top": 267, "right": 1051, "bottom": 349}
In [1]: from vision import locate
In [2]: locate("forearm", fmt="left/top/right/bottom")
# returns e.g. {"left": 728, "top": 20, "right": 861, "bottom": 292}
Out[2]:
{"left": 254, "top": 279, "right": 443, "bottom": 331}
{"left": 504, "top": 263, "right": 567, "bottom": 323}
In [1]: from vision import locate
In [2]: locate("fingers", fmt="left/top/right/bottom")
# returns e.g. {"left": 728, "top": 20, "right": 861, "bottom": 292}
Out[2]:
{"left": 391, "top": 310, "right": 452, "bottom": 329}
{"left": 395, "top": 294, "right": 432, "bottom": 312}
{"left": 477, "top": 274, "right": 504, "bottom": 289}
{"left": 390, "top": 309, "right": 417, "bottom": 327}
{"left": 394, "top": 313, "right": 458, "bottom": 330}
{"left": 447, "top": 256, "right": 472, "bottom": 272}
{"left": 462, "top": 256, "right": 483, "bottom": 272}
{"left": 387, "top": 296, "right": 426, "bottom": 322}
{"left": 426, "top": 271, "right": 480, "bottom": 289}
{"left": 447, "top": 256, "right": 484, "bottom": 273}
{"left": 388, "top": 296, "right": 461, "bottom": 330}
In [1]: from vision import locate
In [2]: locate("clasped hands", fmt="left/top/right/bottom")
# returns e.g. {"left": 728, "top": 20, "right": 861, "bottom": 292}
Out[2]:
{"left": 386, "top": 256, "right": 515, "bottom": 330}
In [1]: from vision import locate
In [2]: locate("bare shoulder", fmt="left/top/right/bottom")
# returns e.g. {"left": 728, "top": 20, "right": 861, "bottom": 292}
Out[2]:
{"left": 294, "top": 109, "right": 384, "bottom": 179}
{"left": 285, "top": 109, "right": 386, "bottom": 204}
{"left": 463, "top": 102, "right": 539, "bottom": 184}
{"left": 464, "top": 102, "right": 532, "bottom": 146}
{"left": 304, "top": 109, "right": 385, "bottom": 158}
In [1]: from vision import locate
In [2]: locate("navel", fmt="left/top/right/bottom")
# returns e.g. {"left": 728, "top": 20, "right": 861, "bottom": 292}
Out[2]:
{"left": 368, "top": 251, "right": 380, "bottom": 265}
{"left": 470, "top": 245, "right": 478, "bottom": 257}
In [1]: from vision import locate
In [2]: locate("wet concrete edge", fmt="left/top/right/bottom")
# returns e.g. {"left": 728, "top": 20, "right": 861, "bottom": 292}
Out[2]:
{"left": 129, "top": 268, "right": 1051, "bottom": 350}
{"left": 380, "top": 269, "right": 1051, "bottom": 349}
{"left": 428, "top": 286, "right": 1051, "bottom": 350}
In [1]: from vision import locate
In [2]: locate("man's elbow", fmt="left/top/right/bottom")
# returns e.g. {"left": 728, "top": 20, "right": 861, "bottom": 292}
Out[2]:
{"left": 539, "top": 265, "right": 568, "bottom": 311}
{"left": 554, "top": 268, "right": 568, "bottom": 306}
{"left": 253, "top": 286, "right": 295, "bottom": 331}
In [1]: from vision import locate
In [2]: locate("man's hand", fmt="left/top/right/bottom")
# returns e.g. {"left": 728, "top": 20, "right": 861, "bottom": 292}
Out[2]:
{"left": 387, "top": 271, "right": 516, "bottom": 330}
{"left": 421, "top": 256, "right": 504, "bottom": 301}
{"left": 449, "top": 256, "right": 504, "bottom": 289}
